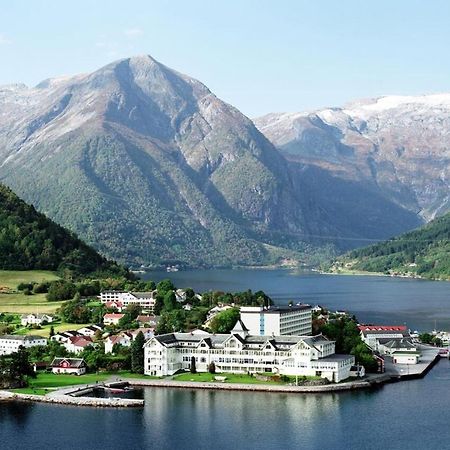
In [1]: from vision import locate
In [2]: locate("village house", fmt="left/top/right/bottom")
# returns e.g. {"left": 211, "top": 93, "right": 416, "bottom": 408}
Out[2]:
{"left": 64, "top": 336, "right": 93, "bottom": 354}
{"left": 103, "top": 313, "right": 125, "bottom": 326}
{"left": 51, "top": 357, "right": 87, "bottom": 375}
{"left": 51, "top": 330, "right": 82, "bottom": 344}
{"left": 77, "top": 324, "right": 104, "bottom": 337}
{"left": 20, "top": 313, "right": 54, "bottom": 327}
{"left": 144, "top": 320, "right": 355, "bottom": 382}
{"left": 0, "top": 335, "right": 47, "bottom": 355}
{"left": 104, "top": 332, "right": 133, "bottom": 354}
{"left": 104, "top": 300, "right": 124, "bottom": 312}
{"left": 136, "top": 315, "right": 159, "bottom": 328}
{"left": 104, "top": 328, "right": 154, "bottom": 354}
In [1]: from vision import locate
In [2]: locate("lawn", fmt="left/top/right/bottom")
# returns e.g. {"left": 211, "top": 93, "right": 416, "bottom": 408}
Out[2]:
{"left": 173, "top": 372, "right": 282, "bottom": 384}
{"left": 12, "top": 372, "right": 113, "bottom": 393}
{"left": 19, "top": 322, "right": 91, "bottom": 338}
{"left": 10, "top": 371, "right": 154, "bottom": 394}
{"left": 0, "top": 270, "right": 62, "bottom": 314}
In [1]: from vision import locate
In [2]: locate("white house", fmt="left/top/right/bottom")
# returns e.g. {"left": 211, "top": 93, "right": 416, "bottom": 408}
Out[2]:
{"left": 144, "top": 320, "right": 354, "bottom": 382}
{"left": 105, "top": 332, "right": 133, "bottom": 354}
{"left": 51, "top": 357, "right": 87, "bottom": 375}
{"left": 240, "top": 305, "right": 312, "bottom": 336}
{"left": 77, "top": 325, "right": 104, "bottom": 337}
{"left": 51, "top": 330, "right": 82, "bottom": 344}
{"left": 103, "top": 313, "right": 125, "bottom": 326}
{"left": 0, "top": 335, "right": 47, "bottom": 355}
{"left": 100, "top": 291, "right": 157, "bottom": 312}
{"left": 104, "top": 328, "right": 154, "bottom": 354}
{"left": 20, "top": 314, "right": 54, "bottom": 327}
{"left": 64, "top": 336, "right": 93, "bottom": 354}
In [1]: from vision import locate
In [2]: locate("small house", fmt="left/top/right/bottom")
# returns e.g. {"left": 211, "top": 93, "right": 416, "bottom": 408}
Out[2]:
{"left": 51, "top": 357, "right": 87, "bottom": 375}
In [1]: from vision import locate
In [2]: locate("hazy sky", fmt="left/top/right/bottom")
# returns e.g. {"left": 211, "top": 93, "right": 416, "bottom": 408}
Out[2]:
{"left": 1, "top": 0, "right": 450, "bottom": 116}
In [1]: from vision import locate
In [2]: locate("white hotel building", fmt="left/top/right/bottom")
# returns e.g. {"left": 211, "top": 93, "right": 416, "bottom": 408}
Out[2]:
{"left": 0, "top": 335, "right": 47, "bottom": 355}
{"left": 144, "top": 320, "right": 354, "bottom": 382}
{"left": 100, "top": 291, "right": 156, "bottom": 312}
{"left": 240, "top": 305, "right": 312, "bottom": 336}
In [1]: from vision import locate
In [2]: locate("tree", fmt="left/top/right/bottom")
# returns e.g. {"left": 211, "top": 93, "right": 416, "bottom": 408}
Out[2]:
{"left": 163, "top": 291, "right": 177, "bottom": 312}
{"left": 47, "top": 280, "right": 77, "bottom": 301}
{"left": 49, "top": 326, "right": 55, "bottom": 337}
{"left": 190, "top": 356, "right": 197, "bottom": 374}
{"left": 157, "top": 279, "right": 175, "bottom": 295}
{"left": 208, "top": 362, "right": 216, "bottom": 374}
{"left": 131, "top": 331, "right": 145, "bottom": 374}
{"left": 209, "top": 308, "right": 240, "bottom": 334}
{"left": 118, "top": 304, "right": 141, "bottom": 329}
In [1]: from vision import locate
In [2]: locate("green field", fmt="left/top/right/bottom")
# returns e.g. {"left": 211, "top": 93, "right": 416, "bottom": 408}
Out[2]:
{"left": 11, "top": 371, "right": 153, "bottom": 395}
{"left": 173, "top": 372, "right": 283, "bottom": 384}
{"left": 14, "top": 322, "right": 91, "bottom": 338}
{"left": 0, "top": 270, "right": 62, "bottom": 314}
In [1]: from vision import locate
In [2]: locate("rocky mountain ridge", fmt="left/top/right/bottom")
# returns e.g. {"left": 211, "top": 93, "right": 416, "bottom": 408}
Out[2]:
{"left": 0, "top": 56, "right": 426, "bottom": 267}
{"left": 255, "top": 94, "right": 450, "bottom": 222}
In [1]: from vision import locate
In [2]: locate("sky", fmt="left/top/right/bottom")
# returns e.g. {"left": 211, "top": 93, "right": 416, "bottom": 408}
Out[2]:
{"left": 1, "top": 0, "right": 450, "bottom": 117}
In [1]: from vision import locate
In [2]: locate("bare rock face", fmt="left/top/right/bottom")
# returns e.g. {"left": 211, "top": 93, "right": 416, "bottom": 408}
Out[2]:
{"left": 255, "top": 94, "right": 450, "bottom": 222}
{"left": 0, "top": 56, "right": 423, "bottom": 267}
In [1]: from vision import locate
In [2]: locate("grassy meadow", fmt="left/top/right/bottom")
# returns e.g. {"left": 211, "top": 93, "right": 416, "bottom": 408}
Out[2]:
{"left": 0, "top": 270, "right": 61, "bottom": 314}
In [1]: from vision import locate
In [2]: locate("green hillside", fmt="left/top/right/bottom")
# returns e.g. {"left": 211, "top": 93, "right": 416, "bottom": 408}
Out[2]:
{"left": 0, "top": 184, "right": 128, "bottom": 278}
{"left": 331, "top": 213, "right": 450, "bottom": 280}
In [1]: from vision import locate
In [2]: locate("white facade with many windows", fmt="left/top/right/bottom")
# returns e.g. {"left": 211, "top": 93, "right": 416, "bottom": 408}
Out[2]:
{"left": 0, "top": 335, "right": 47, "bottom": 355}
{"left": 100, "top": 291, "right": 156, "bottom": 312}
{"left": 144, "top": 321, "right": 354, "bottom": 382}
{"left": 240, "top": 305, "right": 312, "bottom": 336}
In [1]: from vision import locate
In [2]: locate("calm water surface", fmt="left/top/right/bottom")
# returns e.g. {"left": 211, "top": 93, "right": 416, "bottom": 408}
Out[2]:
{"left": 2, "top": 270, "right": 450, "bottom": 449}
{"left": 3, "top": 359, "right": 450, "bottom": 450}
{"left": 147, "top": 269, "right": 450, "bottom": 331}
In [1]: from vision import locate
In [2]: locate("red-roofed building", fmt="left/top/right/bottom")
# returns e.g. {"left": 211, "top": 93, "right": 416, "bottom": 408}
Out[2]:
{"left": 64, "top": 336, "right": 93, "bottom": 354}
{"left": 51, "top": 357, "right": 87, "bottom": 375}
{"left": 358, "top": 325, "right": 407, "bottom": 332}
{"left": 105, "top": 301, "right": 124, "bottom": 312}
{"left": 103, "top": 313, "right": 125, "bottom": 326}
{"left": 359, "top": 325, "right": 410, "bottom": 352}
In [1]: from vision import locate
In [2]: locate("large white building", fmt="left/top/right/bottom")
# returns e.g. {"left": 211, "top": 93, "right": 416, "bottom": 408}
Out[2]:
{"left": 100, "top": 291, "right": 156, "bottom": 312}
{"left": 144, "top": 320, "right": 354, "bottom": 382}
{"left": 240, "top": 305, "right": 312, "bottom": 336}
{"left": 0, "top": 335, "right": 47, "bottom": 355}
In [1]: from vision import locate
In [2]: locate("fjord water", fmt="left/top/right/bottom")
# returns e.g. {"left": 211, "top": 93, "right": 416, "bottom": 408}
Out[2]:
{"left": 149, "top": 269, "right": 450, "bottom": 332}
{"left": 2, "top": 270, "right": 450, "bottom": 449}
{"left": 3, "top": 359, "right": 450, "bottom": 450}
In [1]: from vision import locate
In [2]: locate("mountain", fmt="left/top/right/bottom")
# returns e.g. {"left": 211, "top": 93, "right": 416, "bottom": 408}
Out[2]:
{"left": 330, "top": 212, "right": 450, "bottom": 280}
{"left": 0, "top": 56, "right": 424, "bottom": 268}
{"left": 255, "top": 94, "right": 450, "bottom": 223}
{"left": 0, "top": 183, "right": 127, "bottom": 277}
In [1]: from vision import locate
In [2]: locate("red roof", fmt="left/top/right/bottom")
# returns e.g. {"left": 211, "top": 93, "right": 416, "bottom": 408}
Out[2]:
{"left": 69, "top": 336, "right": 93, "bottom": 347}
{"left": 358, "top": 325, "right": 407, "bottom": 331}
{"left": 104, "top": 313, "right": 124, "bottom": 319}
{"left": 106, "top": 301, "right": 123, "bottom": 308}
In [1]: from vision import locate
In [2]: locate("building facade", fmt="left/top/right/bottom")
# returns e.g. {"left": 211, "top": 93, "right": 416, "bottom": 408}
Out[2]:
{"left": 51, "top": 358, "right": 87, "bottom": 375}
{"left": 0, "top": 335, "right": 47, "bottom": 355}
{"left": 100, "top": 291, "right": 156, "bottom": 312}
{"left": 20, "top": 314, "right": 54, "bottom": 327}
{"left": 144, "top": 321, "right": 354, "bottom": 382}
{"left": 240, "top": 305, "right": 312, "bottom": 336}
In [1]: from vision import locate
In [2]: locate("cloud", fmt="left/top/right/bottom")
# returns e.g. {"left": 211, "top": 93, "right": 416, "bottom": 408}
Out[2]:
{"left": 0, "top": 33, "right": 12, "bottom": 45}
{"left": 124, "top": 27, "right": 144, "bottom": 38}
